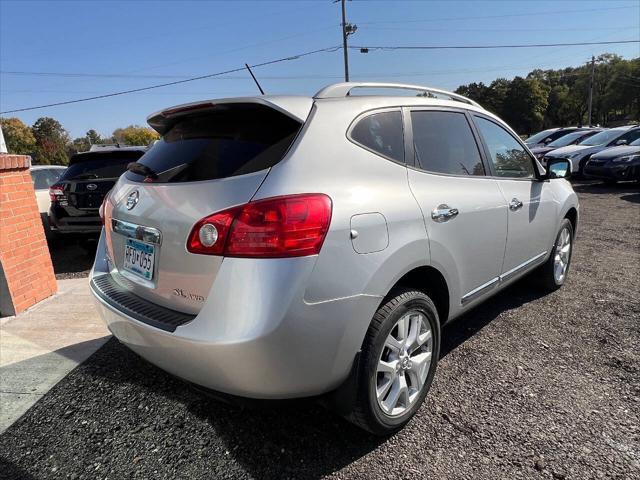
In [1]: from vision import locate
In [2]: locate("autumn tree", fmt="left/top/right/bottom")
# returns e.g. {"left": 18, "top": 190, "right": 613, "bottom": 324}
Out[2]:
{"left": 112, "top": 125, "right": 159, "bottom": 146}
{"left": 32, "top": 117, "right": 70, "bottom": 165}
{"left": 0, "top": 117, "right": 36, "bottom": 155}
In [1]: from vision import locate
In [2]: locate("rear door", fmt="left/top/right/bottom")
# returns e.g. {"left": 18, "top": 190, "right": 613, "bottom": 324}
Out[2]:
{"left": 104, "top": 102, "right": 306, "bottom": 314}
{"left": 472, "top": 114, "right": 557, "bottom": 280}
{"left": 406, "top": 108, "right": 508, "bottom": 306}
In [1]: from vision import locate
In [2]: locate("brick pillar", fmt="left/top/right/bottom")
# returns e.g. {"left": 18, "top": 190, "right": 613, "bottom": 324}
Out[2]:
{"left": 0, "top": 155, "right": 57, "bottom": 316}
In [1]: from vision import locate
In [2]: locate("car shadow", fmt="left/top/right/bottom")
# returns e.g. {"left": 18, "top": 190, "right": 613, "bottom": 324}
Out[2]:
{"left": 0, "top": 458, "right": 38, "bottom": 480}
{"left": 621, "top": 193, "right": 640, "bottom": 204}
{"left": 47, "top": 236, "right": 98, "bottom": 277}
{"left": 58, "top": 277, "right": 548, "bottom": 479}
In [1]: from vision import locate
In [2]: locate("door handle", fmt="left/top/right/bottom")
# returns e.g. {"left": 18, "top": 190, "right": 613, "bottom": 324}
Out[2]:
{"left": 431, "top": 204, "right": 459, "bottom": 222}
{"left": 509, "top": 198, "right": 523, "bottom": 211}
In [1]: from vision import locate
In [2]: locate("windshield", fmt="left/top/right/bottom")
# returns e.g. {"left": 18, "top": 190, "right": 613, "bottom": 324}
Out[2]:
{"left": 547, "top": 131, "right": 593, "bottom": 147}
{"left": 525, "top": 129, "right": 557, "bottom": 145}
{"left": 579, "top": 129, "right": 624, "bottom": 146}
{"left": 61, "top": 151, "right": 144, "bottom": 181}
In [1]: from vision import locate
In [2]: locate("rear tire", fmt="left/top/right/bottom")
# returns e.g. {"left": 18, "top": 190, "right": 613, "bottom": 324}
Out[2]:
{"left": 346, "top": 288, "right": 440, "bottom": 435}
{"left": 534, "top": 219, "right": 574, "bottom": 292}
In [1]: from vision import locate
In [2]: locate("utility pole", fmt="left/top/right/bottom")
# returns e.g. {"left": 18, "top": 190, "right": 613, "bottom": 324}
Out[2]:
{"left": 338, "top": 0, "right": 357, "bottom": 82}
{"left": 587, "top": 55, "right": 595, "bottom": 126}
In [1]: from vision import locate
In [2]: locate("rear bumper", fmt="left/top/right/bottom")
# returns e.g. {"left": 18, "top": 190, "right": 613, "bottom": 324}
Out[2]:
{"left": 90, "top": 231, "right": 380, "bottom": 399}
{"left": 584, "top": 163, "right": 640, "bottom": 181}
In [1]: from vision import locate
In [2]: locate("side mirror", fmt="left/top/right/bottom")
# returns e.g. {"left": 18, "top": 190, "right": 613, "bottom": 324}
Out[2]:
{"left": 546, "top": 158, "right": 571, "bottom": 179}
{"left": 543, "top": 137, "right": 553, "bottom": 144}
{"left": 616, "top": 139, "right": 628, "bottom": 146}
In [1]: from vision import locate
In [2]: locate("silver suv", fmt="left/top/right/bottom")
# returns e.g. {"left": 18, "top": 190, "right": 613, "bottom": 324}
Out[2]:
{"left": 91, "top": 82, "right": 578, "bottom": 434}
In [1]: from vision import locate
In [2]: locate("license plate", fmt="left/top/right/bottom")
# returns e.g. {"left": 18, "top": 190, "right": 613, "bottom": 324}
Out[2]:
{"left": 123, "top": 238, "right": 155, "bottom": 281}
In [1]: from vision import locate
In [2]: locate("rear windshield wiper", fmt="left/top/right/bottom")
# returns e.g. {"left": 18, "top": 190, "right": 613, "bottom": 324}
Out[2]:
{"left": 71, "top": 173, "right": 99, "bottom": 180}
{"left": 127, "top": 162, "right": 158, "bottom": 179}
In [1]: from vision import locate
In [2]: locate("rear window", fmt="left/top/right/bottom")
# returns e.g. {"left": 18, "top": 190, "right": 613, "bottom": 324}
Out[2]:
{"left": 31, "top": 168, "right": 65, "bottom": 189}
{"left": 126, "top": 104, "right": 301, "bottom": 183}
{"left": 61, "top": 151, "right": 144, "bottom": 181}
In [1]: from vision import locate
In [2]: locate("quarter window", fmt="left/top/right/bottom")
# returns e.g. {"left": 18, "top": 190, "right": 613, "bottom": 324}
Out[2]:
{"left": 350, "top": 111, "right": 404, "bottom": 163}
{"left": 474, "top": 116, "right": 535, "bottom": 179}
{"left": 411, "top": 111, "right": 485, "bottom": 176}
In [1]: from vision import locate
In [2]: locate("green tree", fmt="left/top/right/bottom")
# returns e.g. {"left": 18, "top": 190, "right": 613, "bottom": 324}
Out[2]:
{"left": 0, "top": 117, "right": 36, "bottom": 155}
{"left": 112, "top": 125, "right": 159, "bottom": 146}
{"left": 502, "top": 77, "right": 549, "bottom": 134}
{"left": 32, "top": 117, "right": 70, "bottom": 165}
{"left": 86, "top": 129, "right": 103, "bottom": 145}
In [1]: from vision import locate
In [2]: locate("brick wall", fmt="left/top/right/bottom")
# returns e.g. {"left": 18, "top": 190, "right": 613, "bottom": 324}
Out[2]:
{"left": 0, "top": 154, "right": 57, "bottom": 316}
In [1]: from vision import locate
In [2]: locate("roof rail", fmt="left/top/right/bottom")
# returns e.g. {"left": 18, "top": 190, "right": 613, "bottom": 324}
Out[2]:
{"left": 313, "top": 82, "right": 481, "bottom": 108}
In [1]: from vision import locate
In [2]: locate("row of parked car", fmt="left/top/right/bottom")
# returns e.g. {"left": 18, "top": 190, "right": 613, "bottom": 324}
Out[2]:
{"left": 30, "top": 145, "right": 147, "bottom": 237}
{"left": 525, "top": 124, "right": 640, "bottom": 183}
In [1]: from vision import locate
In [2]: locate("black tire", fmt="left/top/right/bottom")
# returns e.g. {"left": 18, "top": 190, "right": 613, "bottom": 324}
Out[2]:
{"left": 534, "top": 218, "right": 574, "bottom": 292}
{"left": 346, "top": 288, "right": 440, "bottom": 435}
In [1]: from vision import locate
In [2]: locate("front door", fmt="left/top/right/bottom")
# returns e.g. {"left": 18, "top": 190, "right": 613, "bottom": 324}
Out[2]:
{"left": 473, "top": 115, "right": 557, "bottom": 279}
{"left": 406, "top": 108, "right": 508, "bottom": 306}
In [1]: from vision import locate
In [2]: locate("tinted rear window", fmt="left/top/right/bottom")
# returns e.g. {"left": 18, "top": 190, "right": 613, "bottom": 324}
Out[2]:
{"left": 61, "top": 151, "right": 144, "bottom": 181}
{"left": 126, "top": 104, "right": 301, "bottom": 183}
{"left": 350, "top": 111, "right": 404, "bottom": 162}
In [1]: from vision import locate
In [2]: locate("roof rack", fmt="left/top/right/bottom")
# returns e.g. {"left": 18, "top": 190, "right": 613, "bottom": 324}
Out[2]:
{"left": 313, "top": 82, "right": 481, "bottom": 108}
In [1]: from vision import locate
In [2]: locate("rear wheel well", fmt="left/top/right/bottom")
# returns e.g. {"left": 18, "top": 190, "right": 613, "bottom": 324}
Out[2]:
{"left": 391, "top": 266, "right": 449, "bottom": 323}
{"left": 565, "top": 207, "right": 578, "bottom": 232}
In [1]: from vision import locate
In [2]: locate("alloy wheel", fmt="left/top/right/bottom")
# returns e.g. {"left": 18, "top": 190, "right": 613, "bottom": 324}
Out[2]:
{"left": 375, "top": 311, "right": 433, "bottom": 417}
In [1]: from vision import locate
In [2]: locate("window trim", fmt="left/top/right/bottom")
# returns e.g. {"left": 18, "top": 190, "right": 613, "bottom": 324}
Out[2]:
{"left": 472, "top": 113, "right": 543, "bottom": 182}
{"left": 346, "top": 107, "right": 407, "bottom": 166}
{"left": 405, "top": 106, "right": 491, "bottom": 178}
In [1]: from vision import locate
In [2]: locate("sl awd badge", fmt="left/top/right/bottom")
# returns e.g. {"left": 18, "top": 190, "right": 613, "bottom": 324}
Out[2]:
{"left": 126, "top": 190, "right": 139, "bottom": 210}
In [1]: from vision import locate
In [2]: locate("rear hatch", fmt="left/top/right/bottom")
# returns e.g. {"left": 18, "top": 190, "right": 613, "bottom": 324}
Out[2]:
{"left": 104, "top": 100, "right": 310, "bottom": 314}
{"left": 59, "top": 151, "right": 144, "bottom": 212}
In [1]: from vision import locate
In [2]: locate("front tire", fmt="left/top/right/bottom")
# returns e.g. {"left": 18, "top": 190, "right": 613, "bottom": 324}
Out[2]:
{"left": 535, "top": 219, "right": 574, "bottom": 292}
{"left": 347, "top": 288, "right": 440, "bottom": 435}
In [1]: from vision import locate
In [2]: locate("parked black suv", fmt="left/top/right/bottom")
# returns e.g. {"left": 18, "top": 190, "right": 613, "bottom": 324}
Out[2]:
{"left": 49, "top": 146, "right": 147, "bottom": 234}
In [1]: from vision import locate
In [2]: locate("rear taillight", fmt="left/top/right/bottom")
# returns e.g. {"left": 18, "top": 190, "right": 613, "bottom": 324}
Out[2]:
{"left": 187, "top": 194, "right": 332, "bottom": 258}
{"left": 49, "top": 184, "right": 64, "bottom": 202}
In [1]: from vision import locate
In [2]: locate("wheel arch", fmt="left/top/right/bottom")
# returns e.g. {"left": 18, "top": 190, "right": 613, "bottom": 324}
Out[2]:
{"left": 384, "top": 265, "right": 450, "bottom": 324}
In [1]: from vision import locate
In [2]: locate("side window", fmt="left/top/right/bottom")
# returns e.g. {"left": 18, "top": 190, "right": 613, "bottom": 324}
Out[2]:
{"left": 616, "top": 129, "right": 640, "bottom": 145}
{"left": 350, "top": 111, "right": 404, "bottom": 163}
{"left": 410, "top": 110, "right": 485, "bottom": 176}
{"left": 474, "top": 116, "right": 535, "bottom": 179}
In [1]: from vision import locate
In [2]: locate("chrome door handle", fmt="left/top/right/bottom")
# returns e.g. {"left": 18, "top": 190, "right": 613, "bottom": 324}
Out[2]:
{"left": 431, "top": 204, "right": 459, "bottom": 222}
{"left": 509, "top": 198, "right": 523, "bottom": 211}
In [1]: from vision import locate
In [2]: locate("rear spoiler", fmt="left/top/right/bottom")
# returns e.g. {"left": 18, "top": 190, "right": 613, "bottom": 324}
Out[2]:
{"left": 147, "top": 96, "right": 313, "bottom": 136}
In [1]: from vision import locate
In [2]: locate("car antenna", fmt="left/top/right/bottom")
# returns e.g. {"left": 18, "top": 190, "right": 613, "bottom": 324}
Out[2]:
{"left": 245, "top": 63, "right": 265, "bottom": 95}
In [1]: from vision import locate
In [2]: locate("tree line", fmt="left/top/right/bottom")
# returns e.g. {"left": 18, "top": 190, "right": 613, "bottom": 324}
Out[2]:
{"left": 455, "top": 54, "right": 639, "bottom": 135}
{"left": 0, "top": 117, "right": 159, "bottom": 165}
{"left": 1, "top": 53, "right": 638, "bottom": 163}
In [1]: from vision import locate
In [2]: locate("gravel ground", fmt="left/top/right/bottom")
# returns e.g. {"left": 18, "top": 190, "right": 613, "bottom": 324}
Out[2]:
{"left": 2, "top": 181, "right": 639, "bottom": 480}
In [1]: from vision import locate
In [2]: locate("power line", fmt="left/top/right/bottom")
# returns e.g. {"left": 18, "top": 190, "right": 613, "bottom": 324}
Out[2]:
{"left": 352, "top": 40, "right": 640, "bottom": 51}
{"left": 0, "top": 46, "right": 341, "bottom": 115}
{"left": 355, "top": 5, "right": 639, "bottom": 25}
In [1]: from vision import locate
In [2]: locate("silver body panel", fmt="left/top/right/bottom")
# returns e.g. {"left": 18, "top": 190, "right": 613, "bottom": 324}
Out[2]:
{"left": 91, "top": 84, "right": 579, "bottom": 398}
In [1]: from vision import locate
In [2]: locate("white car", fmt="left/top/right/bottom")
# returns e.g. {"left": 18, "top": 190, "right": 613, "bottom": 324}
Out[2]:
{"left": 30, "top": 165, "right": 67, "bottom": 235}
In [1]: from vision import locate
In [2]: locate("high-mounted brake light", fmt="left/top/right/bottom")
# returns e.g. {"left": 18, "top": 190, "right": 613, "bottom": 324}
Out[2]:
{"left": 187, "top": 194, "right": 332, "bottom": 258}
{"left": 49, "top": 184, "right": 65, "bottom": 202}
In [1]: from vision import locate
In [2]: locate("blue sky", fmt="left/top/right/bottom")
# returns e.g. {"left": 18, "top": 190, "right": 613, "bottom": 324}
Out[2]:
{"left": 1, "top": 0, "right": 638, "bottom": 138}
